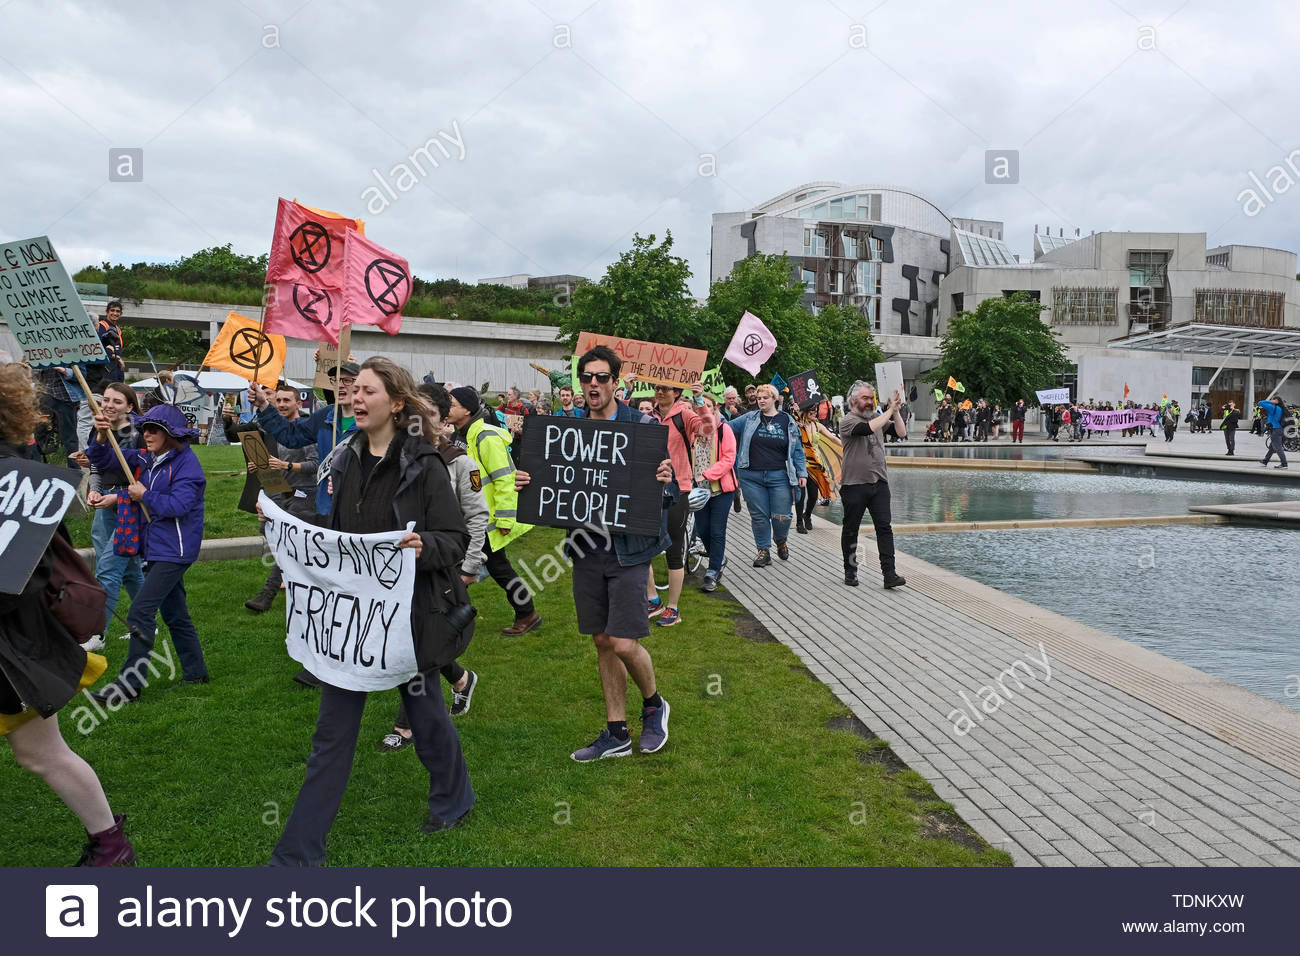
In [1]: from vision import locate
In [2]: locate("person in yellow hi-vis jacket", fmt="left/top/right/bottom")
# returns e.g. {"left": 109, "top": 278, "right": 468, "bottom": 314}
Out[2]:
{"left": 446, "top": 386, "right": 542, "bottom": 635}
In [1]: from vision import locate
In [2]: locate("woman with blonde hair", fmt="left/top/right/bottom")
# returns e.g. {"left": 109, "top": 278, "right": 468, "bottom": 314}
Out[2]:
{"left": 727, "top": 384, "right": 807, "bottom": 566}
{"left": 0, "top": 355, "right": 135, "bottom": 865}
{"left": 690, "top": 394, "right": 737, "bottom": 591}
{"left": 272, "top": 356, "right": 475, "bottom": 865}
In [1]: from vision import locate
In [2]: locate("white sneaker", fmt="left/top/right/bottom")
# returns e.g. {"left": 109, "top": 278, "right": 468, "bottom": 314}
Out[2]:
{"left": 82, "top": 634, "right": 106, "bottom": 652}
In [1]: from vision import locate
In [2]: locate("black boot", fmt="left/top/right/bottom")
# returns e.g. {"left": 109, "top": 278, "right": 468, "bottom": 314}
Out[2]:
{"left": 881, "top": 557, "right": 906, "bottom": 590}
{"left": 795, "top": 516, "right": 808, "bottom": 534}
{"left": 245, "top": 581, "right": 278, "bottom": 613}
{"left": 843, "top": 553, "right": 859, "bottom": 587}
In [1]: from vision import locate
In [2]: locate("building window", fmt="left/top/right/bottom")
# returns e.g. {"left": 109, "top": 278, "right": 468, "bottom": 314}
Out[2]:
{"left": 842, "top": 235, "right": 857, "bottom": 259}
{"left": 802, "top": 268, "right": 816, "bottom": 293}
{"left": 951, "top": 293, "right": 965, "bottom": 314}
{"left": 1002, "top": 289, "right": 1041, "bottom": 302}
{"left": 1194, "top": 288, "right": 1284, "bottom": 328}
{"left": 803, "top": 229, "right": 826, "bottom": 257}
{"left": 1128, "top": 250, "right": 1169, "bottom": 287}
{"left": 1051, "top": 287, "right": 1118, "bottom": 325}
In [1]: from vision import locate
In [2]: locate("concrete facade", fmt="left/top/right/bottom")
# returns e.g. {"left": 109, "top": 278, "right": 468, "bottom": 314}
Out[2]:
{"left": 710, "top": 182, "right": 967, "bottom": 339}
{"left": 939, "top": 231, "right": 1300, "bottom": 409}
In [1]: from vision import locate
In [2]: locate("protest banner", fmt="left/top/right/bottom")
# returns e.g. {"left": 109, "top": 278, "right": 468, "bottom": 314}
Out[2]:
{"left": 515, "top": 416, "right": 668, "bottom": 536}
{"left": 771, "top": 371, "right": 789, "bottom": 393}
{"left": 340, "top": 230, "right": 409, "bottom": 335}
{"left": 1079, "top": 408, "right": 1160, "bottom": 431}
{"left": 788, "top": 370, "right": 826, "bottom": 410}
{"left": 203, "top": 311, "right": 286, "bottom": 388}
{"left": 312, "top": 325, "right": 353, "bottom": 388}
{"left": 874, "top": 361, "right": 904, "bottom": 404}
{"left": 258, "top": 492, "right": 418, "bottom": 691}
{"left": 724, "top": 310, "right": 777, "bottom": 376}
{"left": 699, "top": 365, "right": 726, "bottom": 401}
{"left": 0, "top": 457, "right": 80, "bottom": 594}
{"left": 0, "top": 236, "right": 108, "bottom": 369}
{"left": 504, "top": 413, "right": 524, "bottom": 433}
{"left": 1035, "top": 387, "right": 1070, "bottom": 405}
{"left": 239, "top": 431, "right": 293, "bottom": 494}
{"left": 575, "top": 331, "right": 707, "bottom": 388}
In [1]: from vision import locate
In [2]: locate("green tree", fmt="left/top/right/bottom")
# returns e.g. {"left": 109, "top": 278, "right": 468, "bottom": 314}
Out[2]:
{"left": 814, "top": 303, "right": 885, "bottom": 397}
{"left": 555, "top": 232, "right": 697, "bottom": 349}
{"left": 697, "top": 253, "right": 823, "bottom": 385}
{"left": 926, "top": 293, "right": 1069, "bottom": 406}
{"left": 126, "top": 327, "right": 210, "bottom": 366}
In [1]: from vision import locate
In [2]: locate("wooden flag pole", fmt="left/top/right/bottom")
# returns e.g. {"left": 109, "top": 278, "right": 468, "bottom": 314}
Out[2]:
{"left": 72, "top": 365, "right": 150, "bottom": 520}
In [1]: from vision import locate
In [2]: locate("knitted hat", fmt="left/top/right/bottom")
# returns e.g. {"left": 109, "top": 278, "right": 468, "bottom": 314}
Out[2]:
{"left": 450, "top": 386, "right": 481, "bottom": 415}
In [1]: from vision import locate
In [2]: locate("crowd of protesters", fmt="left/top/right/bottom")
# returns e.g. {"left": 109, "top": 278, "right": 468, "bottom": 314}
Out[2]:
{"left": 7, "top": 301, "right": 1298, "bottom": 868}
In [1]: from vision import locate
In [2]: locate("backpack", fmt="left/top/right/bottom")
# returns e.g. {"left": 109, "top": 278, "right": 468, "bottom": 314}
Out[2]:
{"left": 44, "top": 526, "right": 108, "bottom": 644}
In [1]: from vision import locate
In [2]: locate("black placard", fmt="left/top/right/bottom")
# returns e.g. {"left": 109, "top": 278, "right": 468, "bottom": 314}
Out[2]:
{"left": 515, "top": 415, "right": 668, "bottom": 536}
{"left": 0, "top": 456, "right": 80, "bottom": 594}
{"left": 788, "top": 369, "right": 825, "bottom": 410}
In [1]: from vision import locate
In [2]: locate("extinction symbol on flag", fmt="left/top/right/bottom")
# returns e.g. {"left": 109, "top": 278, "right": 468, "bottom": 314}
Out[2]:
{"left": 289, "top": 221, "right": 332, "bottom": 274}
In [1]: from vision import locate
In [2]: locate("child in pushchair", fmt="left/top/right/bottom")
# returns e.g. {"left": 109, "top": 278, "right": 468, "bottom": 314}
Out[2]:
{"left": 924, "top": 421, "right": 939, "bottom": 443}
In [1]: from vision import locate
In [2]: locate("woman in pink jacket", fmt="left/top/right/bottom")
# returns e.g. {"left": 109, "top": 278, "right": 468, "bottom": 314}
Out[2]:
{"left": 690, "top": 394, "right": 738, "bottom": 593}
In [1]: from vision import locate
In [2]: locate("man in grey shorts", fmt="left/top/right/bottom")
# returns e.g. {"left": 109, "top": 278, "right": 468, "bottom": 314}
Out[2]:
{"left": 516, "top": 344, "right": 676, "bottom": 761}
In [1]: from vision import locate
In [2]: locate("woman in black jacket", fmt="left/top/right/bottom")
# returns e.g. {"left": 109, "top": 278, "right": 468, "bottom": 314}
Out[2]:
{"left": 271, "top": 357, "right": 475, "bottom": 866}
{"left": 0, "top": 357, "right": 135, "bottom": 865}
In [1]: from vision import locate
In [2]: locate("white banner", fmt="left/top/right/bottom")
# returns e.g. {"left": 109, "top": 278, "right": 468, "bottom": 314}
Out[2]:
{"left": 259, "top": 491, "right": 418, "bottom": 691}
{"left": 874, "top": 361, "right": 905, "bottom": 405}
{"left": 1035, "top": 387, "right": 1070, "bottom": 405}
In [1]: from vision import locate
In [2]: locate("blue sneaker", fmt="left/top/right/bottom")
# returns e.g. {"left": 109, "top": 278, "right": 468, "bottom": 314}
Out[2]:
{"left": 657, "top": 606, "right": 682, "bottom": 627}
{"left": 639, "top": 697, "right": 670, "bottom": 754}
{"left": 571, "top": 729, "right": 632, "bottom": 762}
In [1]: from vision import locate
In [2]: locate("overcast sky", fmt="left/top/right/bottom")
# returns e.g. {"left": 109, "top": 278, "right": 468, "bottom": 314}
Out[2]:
{"left": 3, "top": 0, "right": 1297, "bottom": 297}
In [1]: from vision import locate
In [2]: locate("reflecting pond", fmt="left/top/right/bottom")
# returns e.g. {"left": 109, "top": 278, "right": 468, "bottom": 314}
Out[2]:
{"left": 819, "top": 469, "right": 1300, "bottom": 525}
{"left": 896, "top": 525, "right": 1300, "bottom": 710}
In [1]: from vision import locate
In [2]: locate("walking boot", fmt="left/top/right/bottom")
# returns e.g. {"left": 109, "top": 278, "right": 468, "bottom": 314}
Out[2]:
{"left": 76, "top": 813, "right": 136, "bottom": 867}
{"left": 881, "top": 558, "right": 906, "bottom": 589}
{"left": 752, "top": 548, "right": 772, "bottom": 568}
{"left": 795, "top": 516, "right": 808, "bottom": 534}
{"left": 843, "top": 554, "right": 859, "bottom": 587}
{"left": 244, "top": 581, "right": 278, "bottom": 614}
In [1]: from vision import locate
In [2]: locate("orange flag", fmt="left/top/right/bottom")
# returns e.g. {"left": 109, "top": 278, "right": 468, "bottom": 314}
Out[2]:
{"left": 202, "top": 311, "right": 286, "bottom": 387}
{"left": 1123, "top": 382, "right": 1130, "bottom": 398}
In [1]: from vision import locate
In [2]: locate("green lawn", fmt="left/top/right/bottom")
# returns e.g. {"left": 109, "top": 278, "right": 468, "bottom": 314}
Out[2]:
{"left": 5, "top": 499, "right": 1009, "bottom": 867}
{"left": 66, "top": 446, "right": 262, "bottom": 548}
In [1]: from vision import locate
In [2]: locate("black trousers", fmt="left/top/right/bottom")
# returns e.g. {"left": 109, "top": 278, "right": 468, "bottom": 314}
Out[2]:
{"left": 799, "top": 485, "right": 818, "bottom": 522}
{"left": 394, "top": 660, "right": 466, "bottom": 731}
{"left": 1224, "top": 428, "right": 1236, "bottom": 454}
{"left": 482, "top": 537, "right": 534, "bottom": 617}
{"left": 840, "top": 480, "right": 895, "bottom": 574}
{"left": 271, "top": 675, "right": 475, "bottom": 866}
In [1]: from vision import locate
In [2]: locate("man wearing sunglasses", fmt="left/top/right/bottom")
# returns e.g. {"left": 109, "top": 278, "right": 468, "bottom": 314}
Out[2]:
{"left": 516, "top": 345, "right": 675, "bottom": 762}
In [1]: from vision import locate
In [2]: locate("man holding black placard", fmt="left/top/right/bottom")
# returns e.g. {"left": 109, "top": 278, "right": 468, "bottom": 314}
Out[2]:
{"left": 516, "top": 345, "right": 675, "bottom": 762}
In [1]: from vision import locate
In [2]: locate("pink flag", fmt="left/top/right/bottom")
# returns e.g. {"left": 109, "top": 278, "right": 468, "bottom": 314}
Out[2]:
{"left": 341, "top": 231, "right": 409, "bottom": 335}
{"left": 724, "top": 310, "right": 777, "bottom": 376}
{"left": 266, "top": 198, "right": 356, "bottom": 289}
{"left": 263, "top": 281, "right": 341, "bottom": 345}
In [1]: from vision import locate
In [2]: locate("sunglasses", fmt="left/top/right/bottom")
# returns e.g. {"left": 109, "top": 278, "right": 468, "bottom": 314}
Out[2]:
{"left": 578, "top": 371, "right": 613, "bottom": 383}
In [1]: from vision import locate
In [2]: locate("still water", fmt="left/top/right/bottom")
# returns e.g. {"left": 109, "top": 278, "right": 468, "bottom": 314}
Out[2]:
{"left": 896, "top": 526, "right": 1300, "bottom": 710}
{"left": 887, "top": 444, "right": 1145, "bottom": 460}
{"left": 819, "top": 469, "right": 1300, "bottom": 525}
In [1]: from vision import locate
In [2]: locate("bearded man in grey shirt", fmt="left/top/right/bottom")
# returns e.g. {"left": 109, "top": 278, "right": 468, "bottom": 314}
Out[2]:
{"left": 837, "top": 380, "right": 907, "bottom": 589}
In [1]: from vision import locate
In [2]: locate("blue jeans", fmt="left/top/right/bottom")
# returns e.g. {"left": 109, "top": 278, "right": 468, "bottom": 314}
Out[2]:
{"left": 91, "top": 506, "right": 144, "bottom": 634}
{"left": 117, "top": 561, "right": 208, "bottom": 691}
{"left": 737, "top": 469, "right": 794, "bottom": 550}
{"left": 690, "top": 491, "right": 734, "bottom": 576}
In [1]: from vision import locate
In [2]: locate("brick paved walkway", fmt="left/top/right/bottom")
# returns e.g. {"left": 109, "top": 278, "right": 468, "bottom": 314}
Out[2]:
{"left": 721, "top": 517, "right": 1300, "bottom": 866}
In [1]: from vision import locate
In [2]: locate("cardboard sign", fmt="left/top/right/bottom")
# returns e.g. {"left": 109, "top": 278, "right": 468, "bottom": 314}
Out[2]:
{"left": 874, "top": 361, "right": 904, "bottom": 405}
{"left": 515, "top": 415, "right": 668, "bottom": 536}
{"left": 239, "top": 431, "right": 293, "bottom": 495}
{"left": 259, "top": 492, "right": 418, "bottom": 692}
{"left": 0, "top": 236, "right": 108, "bottom": 369}
{"left": 313, "top": 325, "right": 353, "bottom": 388}
{"left": 0, "top": 457, "right": 80, "bottom": 594}
{"left": 699, "top": 365, "right": 726, "bottom": 401}
{"left": 788, "top": 370, "right": 826, "bottom": 410}
{"left": 504, "top": 414, "right": 524, "bottom": 433}
{"left": 575, "top": 331, "right": 707, "bottom": 388}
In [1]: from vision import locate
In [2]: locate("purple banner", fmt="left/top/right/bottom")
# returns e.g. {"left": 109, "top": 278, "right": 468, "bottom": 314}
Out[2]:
{"left": 1079, "top": 408, "right": 1159, "bottom": 431}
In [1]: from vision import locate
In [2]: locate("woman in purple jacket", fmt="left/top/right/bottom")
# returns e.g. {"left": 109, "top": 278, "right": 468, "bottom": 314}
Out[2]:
{"left": 85, "top": 405, "right": 209, "bottom": 703}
